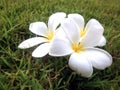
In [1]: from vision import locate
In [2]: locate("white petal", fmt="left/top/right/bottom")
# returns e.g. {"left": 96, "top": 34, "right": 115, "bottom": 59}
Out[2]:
{"left": 81, "top": 19, "right": 104, "bottom": 47}
{"left": 69, "top": 53, "right": 93, "bottom": 77}
{"left": 81, "top": 48, "right": 112, "bottom": 70}
{"left": 32, "top": 43, "right": 50, "bottom": 58}
{"left": 97, "top": 36, "right": 106, "bottom": 47}
{"left": 68, "top": 14, "right": 84, "bottom": 31}
{"left": 85, "top": 19, "right": 103, "bottom": 30}
{"left": 49, "top": 37, "right": 73, "bottom": 57}
{"left": 61, "top": 18, "right": 80, "bottom": 43}
{"left": 18, "top": 37, "right": 47, "bottom": 49}
{"left": 29, "top": 22, "right": 48, "bottom": 36}
{"left": 48, "top": 12, "right": 66, "bottom": 30}
{"left": 55, "top": 27, "right": 66, "bottom": 38}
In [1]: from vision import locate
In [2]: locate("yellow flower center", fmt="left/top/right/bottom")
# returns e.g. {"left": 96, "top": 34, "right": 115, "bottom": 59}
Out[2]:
{"left": 72, "top": 43, "right": 85, "bottom": 53}
{"left": 80, "top": 29, "right": 87, "bottom": 37}
{"left": 46, "top": 30, "right": 54, "bottom": 42}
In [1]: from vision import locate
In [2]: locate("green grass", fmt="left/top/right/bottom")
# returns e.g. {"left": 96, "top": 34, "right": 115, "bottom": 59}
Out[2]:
{"left": 0, "top": 0, "right": 120, "bottom": 90}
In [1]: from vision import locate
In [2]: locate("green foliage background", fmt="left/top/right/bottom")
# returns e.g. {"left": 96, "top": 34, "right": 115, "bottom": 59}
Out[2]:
{"left": 0, "top": 0, "right": 120, "bottom": 90}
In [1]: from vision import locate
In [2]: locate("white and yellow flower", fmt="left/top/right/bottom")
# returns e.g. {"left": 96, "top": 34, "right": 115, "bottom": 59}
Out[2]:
{"left": 49, "top": 18, "right": 112, "bottom": 77}
{"left": 18, "top": 12, "right": 66, "bottom": 58}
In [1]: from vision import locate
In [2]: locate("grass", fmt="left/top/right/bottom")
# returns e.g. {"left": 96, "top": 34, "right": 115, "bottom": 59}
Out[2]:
{"left": 0, "top": 0, "right": 120, "bottom": 90}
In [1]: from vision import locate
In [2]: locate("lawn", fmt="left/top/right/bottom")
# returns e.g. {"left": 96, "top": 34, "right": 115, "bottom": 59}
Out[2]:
{"left": 0, "top": 0, "right": 120, "bottom": 90}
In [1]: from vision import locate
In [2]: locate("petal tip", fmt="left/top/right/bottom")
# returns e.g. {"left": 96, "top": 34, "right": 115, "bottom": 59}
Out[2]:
{"left": 18, "top": 41, "right": 33, "bottom": 49}
{"left": 18, "top": 43, "right": 28, "bottom": 49}
{"left": 32, "top": 52, "right": 45, "bottom": 58}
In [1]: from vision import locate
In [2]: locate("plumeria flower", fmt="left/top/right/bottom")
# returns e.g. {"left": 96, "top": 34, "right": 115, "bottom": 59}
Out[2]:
{"left": 49, "top": 18, "right": 112, "bottom": 77}
{"left": 18, "top": 12, "right": 66, "bottom": 58}
{"left": 68, "top": 14, "right": 106, "bottom": 47}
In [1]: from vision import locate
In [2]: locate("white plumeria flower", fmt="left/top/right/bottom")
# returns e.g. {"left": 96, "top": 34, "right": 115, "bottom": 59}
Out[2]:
{"left": 49, "top": 18, "right": 112, "bottom": 77}
{"left": 68, "top": 14, "right": 106, "bottom": 47}
{"left": 18, "top": 12, "right": 66, "bottom": 58}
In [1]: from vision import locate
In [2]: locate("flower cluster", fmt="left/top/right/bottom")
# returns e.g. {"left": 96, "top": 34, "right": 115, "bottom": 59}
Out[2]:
{"left": 18, "top": 12, "right": 112, "bottom": 78}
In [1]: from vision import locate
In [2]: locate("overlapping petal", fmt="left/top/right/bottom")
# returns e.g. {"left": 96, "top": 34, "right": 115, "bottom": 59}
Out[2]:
{"left": 32, "top": 43, "right": 50, "bottom": 58}
{"left": 97, "top": 36, "right": 106, "bottom": 47}
{"left": 79, "top": 48, "right": 112, "bottom": 70}
{"left": 85, "top": 19, "right": 103, "bottom": 30}
{"left": 48, "top": 12, "right": 66, "bottom": 30}
{"left": 81, "top": 19, "right": 104, "bottom": 47}
{"left": 55, "top": 27, "right": 66, "bottom": 38}
{"left": 61, "top": 18, "right": 80, "bottom": 43}
{"left": 18, "top": 37, "right": 47, "bottom": 49}
{"left": 69, "top": 53, "right": 93, "bottom": 77}
{"left": 29, "top": 22, "right": 48, "bottom": 37}
{"left": 68, "top": 14, "right": 84, "bottom": 32}
{"left": 49, "top": 37, "right": 73, "bottom": 57}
